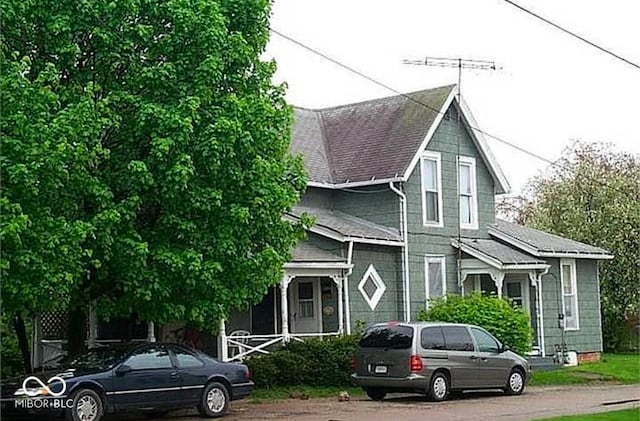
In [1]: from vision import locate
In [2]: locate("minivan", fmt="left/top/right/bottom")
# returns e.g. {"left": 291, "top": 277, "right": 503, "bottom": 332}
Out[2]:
{"left": 351, "top": 322, "right": 530, "bottom": 401}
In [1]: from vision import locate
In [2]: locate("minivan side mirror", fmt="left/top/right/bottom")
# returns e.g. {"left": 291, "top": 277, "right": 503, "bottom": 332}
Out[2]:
{"left": 116, "top": 364, "right": 132, "bottom": 375}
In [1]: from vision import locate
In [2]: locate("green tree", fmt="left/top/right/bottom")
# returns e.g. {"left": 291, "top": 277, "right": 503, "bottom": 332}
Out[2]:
{"left": 1, "top": 0, "right": 307, "bottom": 366}
{"left": 501, "top": 142, "right": 640, "bottom": 351}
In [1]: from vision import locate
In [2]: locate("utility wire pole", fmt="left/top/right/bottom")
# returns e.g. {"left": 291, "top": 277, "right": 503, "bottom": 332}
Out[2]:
{"left": 403, "top": 56, "right": 497, "bottom": 295}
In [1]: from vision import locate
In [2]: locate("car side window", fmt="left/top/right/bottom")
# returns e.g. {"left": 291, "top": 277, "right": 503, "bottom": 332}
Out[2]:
{"left": 174, "top": 347, "right": 204, "bottom": 368}
{"left": 125, "top": 346, "right": 172, "bottom": 370}
{"left": 421, "top": 327, "right": 446, "bottom": 350}
{"left": 441, "top": 326, "right": 475, "bottom": 351}
{"left": 471, "top": 328, "right": 501, "bottom": 353}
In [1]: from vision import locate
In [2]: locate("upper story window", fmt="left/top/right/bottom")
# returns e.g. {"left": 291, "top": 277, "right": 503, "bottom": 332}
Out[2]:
{"left": 421, "top": 151, "right": 443, "bottom": 227}
{"left": 560, "top": 259, "right": 579, "bottom": 330}
{"left": 458, "top": 156, "right": 478, "bottom": 229}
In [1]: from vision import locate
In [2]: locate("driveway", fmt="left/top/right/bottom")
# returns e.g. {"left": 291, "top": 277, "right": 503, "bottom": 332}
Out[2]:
{"left": 127, "top": 384, "right": 639, "bottom": 421}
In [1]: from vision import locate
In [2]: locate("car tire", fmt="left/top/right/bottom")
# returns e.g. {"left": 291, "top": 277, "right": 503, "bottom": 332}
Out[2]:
{"left": 505, "top": 368, "right": 525, "bottom": 395}
{"left": 197, "top": 381, "right": 230, "bottom": 418}
{"left": 427, "top": 371, "right": 449, "bottom": 402}
{"left": 365, "top": 388, "right": 387, "bottom": 401}
{"left": 65, "top": 388, "right": 103, "bottom": 421}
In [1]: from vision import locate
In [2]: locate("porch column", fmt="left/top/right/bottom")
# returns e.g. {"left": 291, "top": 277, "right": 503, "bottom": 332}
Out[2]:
{"left": 218, "top": 319, "right": 228, "bottom": 361}
{"left": 529, "top": 271, "right": 546, "bottom": 357}
{"left": 344, "top": 276, "right": 351, "bottom": 335}
{"left": 147, "top": 321, "right": 156, "bottom": 342}
{"left": 280, "top": 275, "right": 292, "bottom": 341}
{"left": 333, "top": 276, "right": 344, "bottom": 335}
{"left": 490, "top": 271, "right": 505, "bottom": 298}
{"left": 87, "top": 302, "right": 98, "bottom": 348}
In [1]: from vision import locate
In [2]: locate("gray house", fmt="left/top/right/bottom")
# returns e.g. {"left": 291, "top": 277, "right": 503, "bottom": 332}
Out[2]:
{"left": 219, "top": 85, "right": 612, "bottom": 362}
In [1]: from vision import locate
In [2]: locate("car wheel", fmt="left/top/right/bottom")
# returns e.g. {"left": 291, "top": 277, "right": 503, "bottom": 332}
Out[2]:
{"left": 365, "top": 388, "right": 387, "bottom": 401}
{"left": 505, "top": 368, "right": 525, "bottom": 395}
{"left": 197, "top": 381, "right": 230, "bottom": 418}
{"left": 65, "top": 389, "right": 103, "bottom": 421}
{"left": 427, "top": 371, "right": 449, "bottom": 402}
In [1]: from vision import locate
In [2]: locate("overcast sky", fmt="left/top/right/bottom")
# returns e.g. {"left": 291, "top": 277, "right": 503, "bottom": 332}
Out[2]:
{"left": 264, "top": 0, "right": 640, "bottom": 195}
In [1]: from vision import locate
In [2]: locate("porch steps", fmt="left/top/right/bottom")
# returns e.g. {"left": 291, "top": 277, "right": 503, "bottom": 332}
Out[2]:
{"left": 527, "top": 356, "right": 561, "bottom": 371}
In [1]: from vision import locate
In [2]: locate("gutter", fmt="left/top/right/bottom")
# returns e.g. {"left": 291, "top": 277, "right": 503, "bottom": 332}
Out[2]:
{"left": 389, "top": 182, "right": 411, "bottom": 322}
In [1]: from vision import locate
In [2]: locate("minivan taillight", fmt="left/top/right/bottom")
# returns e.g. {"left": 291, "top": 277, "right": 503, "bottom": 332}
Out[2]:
{"left": 410, "top": 355, "right": 423, "bottom": 372}
{"left": 351, "top": 355, "right": 358, "bottom": 372}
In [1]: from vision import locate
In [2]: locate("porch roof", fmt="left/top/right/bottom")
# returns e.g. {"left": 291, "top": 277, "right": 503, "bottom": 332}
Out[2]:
{"left": 291, "top": 241, "right": 345, "bottom": 262}
{"left": 453, "top": 238, "right": 548, "bottom": 270}
{"left": 287, "top": 205, "right": 402, "bottom": 246}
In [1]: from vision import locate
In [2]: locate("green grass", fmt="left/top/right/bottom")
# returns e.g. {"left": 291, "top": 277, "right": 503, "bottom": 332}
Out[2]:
{"left": 530, "top": 353, "right": 640, "bottom": 386}
{"left": 250, "top": 386, "right": 363, "bottom": 403}
{"left": 535, "top": 408, "right": 640, "bottom": 421}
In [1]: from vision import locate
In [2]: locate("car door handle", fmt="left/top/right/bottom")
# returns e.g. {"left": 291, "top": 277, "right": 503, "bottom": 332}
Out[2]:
{"left": 480, "top": 357, "right": 488, "bottom": 362}
{"left": 469, "top": 355, "right": 478, "bottom": 360}
{"left": 170, "top": 372, "right": 180, "bottom": 381}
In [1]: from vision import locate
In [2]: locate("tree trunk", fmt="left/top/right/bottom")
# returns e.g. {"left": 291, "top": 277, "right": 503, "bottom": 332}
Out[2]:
{"left": 13, "top": 314, "right": 32, "bottom": 374}
{"left": 67, "top": 306, "right": 87, "bottom": 356}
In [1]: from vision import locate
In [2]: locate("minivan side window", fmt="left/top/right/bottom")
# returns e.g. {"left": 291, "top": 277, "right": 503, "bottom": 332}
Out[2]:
{"left": 359, "top": 325, "right": 414, "bottom": 349}
{"left": 471, "top": 328, "right": 500, "bottom": 353}
{"left": 441, "top": 326, "right": 475, "bottom": 352}
{"left": 421, "top": 327, "right": 446, "bottom": 350}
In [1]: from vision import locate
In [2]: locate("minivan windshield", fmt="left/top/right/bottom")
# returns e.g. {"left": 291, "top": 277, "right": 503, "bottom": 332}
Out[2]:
{"left": 359, "top": 325, "right": 413, "bottom": 349}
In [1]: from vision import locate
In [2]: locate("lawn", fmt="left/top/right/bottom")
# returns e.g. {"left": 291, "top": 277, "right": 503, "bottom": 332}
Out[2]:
{"left": 530, "top": 353, "right": 640, "bottom": 386}
{"left": 536, "top": 408, "right": 640, "bottom": 421}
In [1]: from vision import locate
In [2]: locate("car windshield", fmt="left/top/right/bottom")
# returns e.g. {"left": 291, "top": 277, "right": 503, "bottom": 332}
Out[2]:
{"left": 359, "top": 325, "right": 414, "bottom": 349}
{"left": 63, "top": 347, "right": 131, "bottom": 371}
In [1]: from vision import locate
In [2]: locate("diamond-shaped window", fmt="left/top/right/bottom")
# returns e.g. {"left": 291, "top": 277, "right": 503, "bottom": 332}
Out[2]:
{"left": 358, "top": 264, "right": 386, "bottom": 310}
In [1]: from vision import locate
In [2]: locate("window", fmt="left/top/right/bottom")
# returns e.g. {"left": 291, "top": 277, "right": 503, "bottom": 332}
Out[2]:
{"left": 441, "top": 326, "right": 474, "bottom": 351}
{"left": 458, "top": 156, "right": 478, "bottom": 229}
{"left": 298, "top": 282, "right": 314, "bottom": 318}
{"left": 358, "top": 264, "right": 386, "bottom": 310}
{"left": 506, "top": 281, "right": 523, "bottom": 307}
{"left": 425, "top": 255, "right": 446, "bottom": 304}
{"left": 359, "top": 325, "right": 413, "bottom": 349}
{"left": 560, "top": 259, "right": 579, "bottom": 330}
{"left": 421, "top": 152, "right": 443, "bottom": 226}
{"left": 126, "top": 346, "right": 172, "bottom": 370}
{"left": 174, "top": 347, "right": 204, "bottom": 368}
{"left": 471, "top": 327, "right": 500, "bottom": 353}
{"left": 421, "top": 327, "right": 446, "bottom": 350}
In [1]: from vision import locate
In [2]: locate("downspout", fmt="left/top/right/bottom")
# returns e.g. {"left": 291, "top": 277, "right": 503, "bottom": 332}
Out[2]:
{"left": 344, "top": 241, "right": 354, "bottom": 335}
{"left": 389, "top": 182, "right": 411, "bottom": 322}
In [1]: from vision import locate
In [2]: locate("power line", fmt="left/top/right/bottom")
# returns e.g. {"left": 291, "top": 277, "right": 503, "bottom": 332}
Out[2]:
{"left": 499, "top": 0, "right": 640, "bottom": 71}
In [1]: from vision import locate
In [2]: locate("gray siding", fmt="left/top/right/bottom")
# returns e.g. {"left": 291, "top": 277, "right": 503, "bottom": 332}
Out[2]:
{"left": 540, "top": 258, "right": 603, "bottom": 355}
{"left": 404, "top": 107, "right": 496, "bottom": 319}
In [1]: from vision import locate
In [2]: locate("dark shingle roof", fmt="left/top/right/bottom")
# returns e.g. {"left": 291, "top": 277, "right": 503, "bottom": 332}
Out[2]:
{"left": 457, "top": 238, "right": 547, "bottom": 266}
{"left": 491, "top": 219, "right": 613, "bottom": 258}
{"left": 289, "top": 206, "right": 402, "bottom": 243}
{"left": 291, "top": 85, "right": 454, "bottom": 184}
{"left": 291, "top": 241, "right": 345, "bottom": 262}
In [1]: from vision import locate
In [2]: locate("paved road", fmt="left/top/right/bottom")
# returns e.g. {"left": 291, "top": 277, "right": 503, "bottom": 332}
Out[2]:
{"left": 101, "top": 384, "right": 640, "bottom": 421}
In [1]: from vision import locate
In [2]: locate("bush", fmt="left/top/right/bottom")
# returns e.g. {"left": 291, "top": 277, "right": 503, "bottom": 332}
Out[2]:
{"left": 246, "top": 335, "right": 359, "bottom": 388}
{"left": 418, "top": 293, "right": 532, "bottom": 356}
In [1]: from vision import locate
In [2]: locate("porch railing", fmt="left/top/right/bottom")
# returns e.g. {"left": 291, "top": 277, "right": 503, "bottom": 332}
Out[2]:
{"left": 223, "top": 332, "right": 341, "bottom": 362}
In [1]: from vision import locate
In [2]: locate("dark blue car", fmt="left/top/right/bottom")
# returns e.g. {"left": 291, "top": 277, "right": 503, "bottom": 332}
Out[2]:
{"left": 2, "top": 343, "right": 253, "bottom": 420}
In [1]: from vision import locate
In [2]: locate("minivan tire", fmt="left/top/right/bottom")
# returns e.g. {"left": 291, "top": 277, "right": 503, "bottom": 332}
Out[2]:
{"left": 427, "top": 371, "right": 449, "bottom": 402}
{"left": 365, "top": 388, "right": 387, "bottom": 401}
{"left": 505, "top": 368, "right": 525, "bottom": 395}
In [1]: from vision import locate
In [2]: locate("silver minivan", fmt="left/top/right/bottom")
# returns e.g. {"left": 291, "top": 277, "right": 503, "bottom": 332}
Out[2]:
{"left": 351, "top": 322, "right": 530, "bottom": 401}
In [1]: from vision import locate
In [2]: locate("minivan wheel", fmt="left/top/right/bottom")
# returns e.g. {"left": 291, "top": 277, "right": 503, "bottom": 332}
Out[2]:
{"left": 427, "top": 372, "right": 449, "bottom": 402}
{"left": 505, "top": 368, "right": 525, "bottom": 395}
{"left": 365, "top": 388, "right": 387, "bottom": 401}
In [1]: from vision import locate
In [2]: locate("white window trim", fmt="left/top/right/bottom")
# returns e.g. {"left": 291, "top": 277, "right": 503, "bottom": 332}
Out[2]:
{"left": 424, "top": 255, "right": 446, "bottom": 306}
{"left": 358, "top": 264, "right": 387, "bottom": 310}
{"left": 458, "top": 156, "right": 478, "bottom": 230}
{"left": 560, "top": 258, "right": 580, "bottom": 331}
{"left": 421, "top": 151, "right": 443, "bottom": 227}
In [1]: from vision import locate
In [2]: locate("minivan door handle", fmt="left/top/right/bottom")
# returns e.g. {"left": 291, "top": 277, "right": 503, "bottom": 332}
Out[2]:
{"left": 469, "top": 355, "right": 478, "bottom": 360}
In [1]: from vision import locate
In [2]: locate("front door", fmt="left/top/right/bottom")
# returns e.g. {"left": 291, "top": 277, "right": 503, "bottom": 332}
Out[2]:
{"left": 290, "top": 279, "right": 321, "bottom": 333}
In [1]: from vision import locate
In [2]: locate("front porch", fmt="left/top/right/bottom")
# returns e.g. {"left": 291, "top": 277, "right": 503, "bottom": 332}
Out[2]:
{"left": 219, "top": 243, "right": 353, "bottom": 361}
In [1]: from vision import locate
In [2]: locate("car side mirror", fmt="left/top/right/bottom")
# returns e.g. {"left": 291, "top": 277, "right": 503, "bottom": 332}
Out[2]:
{"left": 500, "top": 344, "right": 510, "bottom": 353}
{"left": 116, "top": 364, "right": 132, "bottom": 375}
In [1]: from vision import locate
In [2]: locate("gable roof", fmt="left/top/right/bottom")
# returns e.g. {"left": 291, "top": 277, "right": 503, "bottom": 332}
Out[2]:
{"left": 489, "top": 219, "right": 613, "bottom": 259}
{"left": 287, "top": 205, "right": 402, "bottom": 246}
{"left": 452, "top": 238, "right": 548, "bottom": 270}
{"left": 290, "top": 85, "right": 510, "bottom": 193}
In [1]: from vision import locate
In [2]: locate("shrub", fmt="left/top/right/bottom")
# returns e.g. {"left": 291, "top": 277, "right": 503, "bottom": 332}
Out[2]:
{"left": 246, "top": 335, "right": 359, "bottom": 388}
{"left": 418, "top": 293, "right": 532, "bottom": 356}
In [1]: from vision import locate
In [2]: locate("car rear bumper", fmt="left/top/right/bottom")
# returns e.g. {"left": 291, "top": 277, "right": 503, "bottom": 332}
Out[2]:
{"left": 351, "top": 373, "right": 429, "bottom": 390}
{"left": 231, "top": 381, "right": 254, "bottom": 400}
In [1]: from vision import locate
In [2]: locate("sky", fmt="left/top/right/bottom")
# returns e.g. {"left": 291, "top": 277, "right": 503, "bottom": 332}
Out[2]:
{"left": 264, "top": 0, "right": 640, "bottom": 195}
